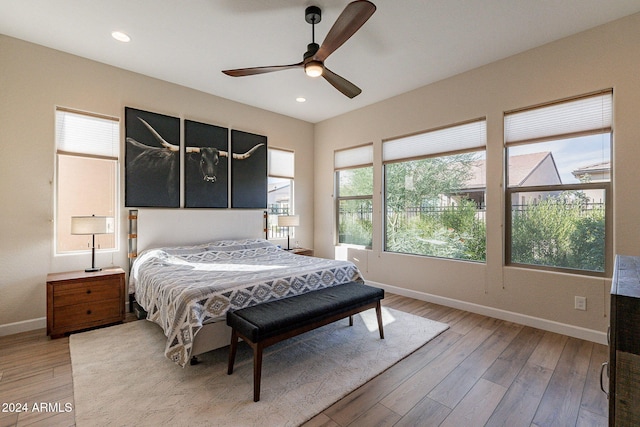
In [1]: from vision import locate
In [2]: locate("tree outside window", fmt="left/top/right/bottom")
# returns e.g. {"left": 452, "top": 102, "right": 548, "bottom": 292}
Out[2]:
{"left": 337, "top": 166, "right": 373, "bottom": 247}
{"left": 384, "top": 152, "right": 486, "bottom": 261}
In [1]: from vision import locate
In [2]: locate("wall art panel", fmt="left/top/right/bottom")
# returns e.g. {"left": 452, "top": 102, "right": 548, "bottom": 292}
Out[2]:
{"left": 184, "top": 119, "right": 229, "bottom": 208}
{"left": 230, "top": 130, "right": 267, "bottom": 209}
{"left": 125, "top": 107, "right": 180, "bottom": 208}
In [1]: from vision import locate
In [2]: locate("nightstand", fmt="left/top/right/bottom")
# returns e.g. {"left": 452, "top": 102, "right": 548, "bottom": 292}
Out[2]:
{"left": 47, "top": 267, "right": 126, "bottom": 338}
{"left": 291, "top": 247, "right": 314, "bottom": 256}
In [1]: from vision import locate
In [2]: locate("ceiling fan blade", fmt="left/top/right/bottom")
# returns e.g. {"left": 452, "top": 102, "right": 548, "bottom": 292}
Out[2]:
{"left": 322, "top": 67, "right": 362, "bottom": 98}
{"left": 314, "top": 0, "right": 376, "bottom": 62}
{"left": 222, "top": 62, "right": 303, "bottom": 77}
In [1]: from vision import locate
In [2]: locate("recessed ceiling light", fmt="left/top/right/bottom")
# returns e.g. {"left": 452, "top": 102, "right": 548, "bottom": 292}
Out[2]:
{"left": 111, "top": 31, "right": 131, "bottom": 43}
{"left": 296, "top": 97, "right": 306, "bottom": 103}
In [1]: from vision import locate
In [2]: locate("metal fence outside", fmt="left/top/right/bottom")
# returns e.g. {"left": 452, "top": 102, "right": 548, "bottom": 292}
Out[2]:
{"left": 267, "top": 205, "right": 290, "bottom": 239}
{"left": 338, "top": 205, "right": 487, "bottom": 224}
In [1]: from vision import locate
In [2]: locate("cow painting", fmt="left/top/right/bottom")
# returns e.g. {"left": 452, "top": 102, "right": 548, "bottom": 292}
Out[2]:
{"left": 184, "top": 119, "right": 229, "bottom": 208}
{"left": 125, "top": 108, "right": 180, "bottom": 207}
{"left": 125, "top": 108, "right": 265, "bottom": 208}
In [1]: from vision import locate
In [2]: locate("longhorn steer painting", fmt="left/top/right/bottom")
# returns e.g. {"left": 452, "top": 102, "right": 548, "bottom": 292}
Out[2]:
{"left": 125, "top": 108, "right": 180, "bottom": 207}
{"left": 125, "top": 107, "right": 267, "bottom": 208}
{"left": 231, "top": 130, "right": 268, "bottom": 208}
{"left": 184, "top": 119, "right": 229, "bottom": 208}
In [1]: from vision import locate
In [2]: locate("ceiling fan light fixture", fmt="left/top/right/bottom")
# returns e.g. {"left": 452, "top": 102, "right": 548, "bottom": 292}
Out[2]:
{"left": 305, "top": 61, "right": 323, "bottom": 78}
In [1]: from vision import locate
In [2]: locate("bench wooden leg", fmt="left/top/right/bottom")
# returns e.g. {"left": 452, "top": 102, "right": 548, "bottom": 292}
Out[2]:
{"left": 349, "top": 315, "right": 353, "bottom": 326}
{"left": 228, "top": 329, "right": 238, "bottom": 375}
{"left": 376, "top": 301, "right": 384, "bottom": 339}
{"left": 254, "top": 343, "right": 264, "bottom": 402}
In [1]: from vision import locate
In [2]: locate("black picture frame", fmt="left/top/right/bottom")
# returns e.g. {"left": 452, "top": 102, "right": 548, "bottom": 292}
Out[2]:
{"left": 184, "top": 119, "right": 229, "bottom": 208}
{"left": 125, "top": 108, "right": 180, "bottom": 208}
{"left": 230, "top": 130, "right": 267, "bottom": 209}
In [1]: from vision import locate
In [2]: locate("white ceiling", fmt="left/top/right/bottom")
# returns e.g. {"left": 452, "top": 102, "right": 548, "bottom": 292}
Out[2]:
{"left": 2, "top": 0, "right": 640, "bottom": 123}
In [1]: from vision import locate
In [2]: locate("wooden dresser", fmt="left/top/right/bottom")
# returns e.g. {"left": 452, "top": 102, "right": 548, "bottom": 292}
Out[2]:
{"left": 47, "top": 267, "right": 126, "bottom": 338}
{"left": 607, "top": 255, "right": 640, "bottom": 426}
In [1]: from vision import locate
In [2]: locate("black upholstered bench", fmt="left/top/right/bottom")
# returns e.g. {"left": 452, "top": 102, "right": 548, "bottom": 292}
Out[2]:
{"left": 226, "top": 281, "right": 385, "bottom": 401}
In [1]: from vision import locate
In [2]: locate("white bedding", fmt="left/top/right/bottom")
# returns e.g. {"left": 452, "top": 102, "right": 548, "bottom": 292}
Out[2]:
{"left": 130, "top": 239, "right": 363, "bottom": 366}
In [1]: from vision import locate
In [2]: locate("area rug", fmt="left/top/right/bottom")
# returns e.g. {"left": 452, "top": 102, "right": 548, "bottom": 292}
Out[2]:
{"left": 70, "top": 307, "right": 448, "bottom": 426}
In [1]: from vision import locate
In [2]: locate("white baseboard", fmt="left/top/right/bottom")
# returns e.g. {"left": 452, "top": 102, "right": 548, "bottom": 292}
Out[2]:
{"left": 369, "top": 280, "right": 607, "bottom": 345}
{"left": 0, "top": 317, "right": 46, "bottom": 337}
{"left": 2, "top": 292, "right": 605, "bottom": 345}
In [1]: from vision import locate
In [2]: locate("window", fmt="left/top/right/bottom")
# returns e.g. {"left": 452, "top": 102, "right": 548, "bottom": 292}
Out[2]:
{"left": 505, "top": 90, "right": 612, "bottom": 275}
{"left": 383, "top": 119, "right": 487, "bottom": 261}
{"left": 335, "top": 144, "right": 373, "bottom": 248}
{"left": 267, "top": 147, "right": 294, "bottom": 239}
{"left": 55, "top": 108, "right": 119, "bottom": 254}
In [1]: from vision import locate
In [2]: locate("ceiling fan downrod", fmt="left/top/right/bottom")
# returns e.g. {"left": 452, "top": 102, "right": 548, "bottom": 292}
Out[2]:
{"left": 304, "top": 6, "right": 323, "bottom": 77}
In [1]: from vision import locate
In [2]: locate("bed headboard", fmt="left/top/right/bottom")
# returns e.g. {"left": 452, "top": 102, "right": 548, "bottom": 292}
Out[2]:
{"left": 130, "top": 209, "right": 267, "bottom": 254}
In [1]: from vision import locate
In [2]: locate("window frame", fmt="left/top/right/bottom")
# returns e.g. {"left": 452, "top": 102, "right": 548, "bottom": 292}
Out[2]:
{"left": 382, "top": 119, "right": 487, "bottom": 261}
{"left": 54, "top": 107, "right": 120, "bottom": 255}
{"left": 334, "top": 144, "right": 374, "bottom": 249}
{"left": 267, "top": 147, "right": 295, "bottom": 239}
{"left": 504, "top": 90, "right": 613, "bottom": 277}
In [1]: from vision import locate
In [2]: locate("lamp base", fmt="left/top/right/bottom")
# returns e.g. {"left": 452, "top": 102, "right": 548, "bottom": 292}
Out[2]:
{"left": 85, "top": 267, "right": 102, "bottom": 273}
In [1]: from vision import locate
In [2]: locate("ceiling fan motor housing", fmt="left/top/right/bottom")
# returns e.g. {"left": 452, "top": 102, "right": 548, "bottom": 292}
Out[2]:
{"left": 304, "top": 43, "right": 320, "bottom": 61}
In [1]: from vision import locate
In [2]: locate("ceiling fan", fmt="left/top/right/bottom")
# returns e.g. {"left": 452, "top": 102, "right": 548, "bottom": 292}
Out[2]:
{"left": 222, "top": 1, "right": 376, "bottom": 99}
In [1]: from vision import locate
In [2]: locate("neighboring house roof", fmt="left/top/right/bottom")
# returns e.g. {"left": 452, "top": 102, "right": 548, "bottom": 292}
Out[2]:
{"left": 458, "top": 151, "right": 559, "bottom": 191}
{"left": 507, "top": 152, "right": 557, "bottom": 186}
{"left": 268, "top": 182, "right": 291, "bottom": 193}
{"left": 462, "top": 160, "right": 487, "bottom": 190}
{"left": 571, "top": 161, "right": 611, "bottom": 179}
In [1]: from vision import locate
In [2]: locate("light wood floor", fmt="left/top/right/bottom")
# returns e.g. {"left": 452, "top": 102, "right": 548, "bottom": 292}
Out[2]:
{"left": 0, "top": 294, "right": 608, "bottom": 427}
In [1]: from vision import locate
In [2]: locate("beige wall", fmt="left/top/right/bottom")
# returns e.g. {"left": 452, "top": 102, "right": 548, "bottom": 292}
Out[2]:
{"left": 314, "top": 13, "right": 640, "bottom": 340}
{"left": 0, "top": 35, "right": 314, "bottom": 332}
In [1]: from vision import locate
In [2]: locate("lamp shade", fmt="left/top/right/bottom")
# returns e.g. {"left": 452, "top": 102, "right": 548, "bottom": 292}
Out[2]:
{"left": 71, "top": 216, "right": 114, "bottom": 235}
{"left": 277, "top": 215, "right": 300, "bottom": 227}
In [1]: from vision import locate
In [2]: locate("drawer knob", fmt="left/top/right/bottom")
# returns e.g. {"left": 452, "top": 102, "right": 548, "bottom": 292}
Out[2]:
{"left": 87, "top": 310, "right": 92, "bottom": 315}
{"left": 86, "top": 289, "right": 92, "bottom": 294}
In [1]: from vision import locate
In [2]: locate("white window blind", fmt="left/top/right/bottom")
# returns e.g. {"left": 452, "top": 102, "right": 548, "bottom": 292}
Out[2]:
{"left": 383, "top": 119, "right": 486, "bottom": 162}
{"left": 56, "top": 108, "right": 119, "bottom": 158}
{"left": 334, "top": 144, "right": 373, "bottom": 170}
{"left": 505, "top": 91, "right": 612, "bottom": 144}
{"left": 268, "top": 148, "right": 294, "bottom": 178}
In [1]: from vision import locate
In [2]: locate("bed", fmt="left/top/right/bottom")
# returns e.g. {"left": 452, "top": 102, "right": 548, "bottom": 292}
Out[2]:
{"left": 129, "top": 238, "right": 363, "bottom": 366}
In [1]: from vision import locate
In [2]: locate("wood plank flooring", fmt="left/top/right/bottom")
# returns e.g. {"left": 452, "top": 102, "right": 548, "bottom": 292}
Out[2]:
{"left": 0, "top": 294, "right": 608, "bottom": 426}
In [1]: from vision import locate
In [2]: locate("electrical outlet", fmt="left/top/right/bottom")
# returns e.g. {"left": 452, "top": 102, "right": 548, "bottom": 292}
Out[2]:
{"left": 575, "top": 296, "right": 587, "bottom": 311}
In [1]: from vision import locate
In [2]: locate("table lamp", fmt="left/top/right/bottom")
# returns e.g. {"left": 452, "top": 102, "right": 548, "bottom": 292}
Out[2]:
{"left": 71, "top": 215, "right": 114, "bottom": 272}
{"left": 277, "top": 215, "right": 299, "bottom": 251}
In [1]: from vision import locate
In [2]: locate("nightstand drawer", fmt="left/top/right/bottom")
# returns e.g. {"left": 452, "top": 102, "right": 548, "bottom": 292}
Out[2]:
{"left": 53, "top": 279, "right": 122, "bottom": 307}
{"left": 52, "top": 298, "right": 122, "bottom": 330}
